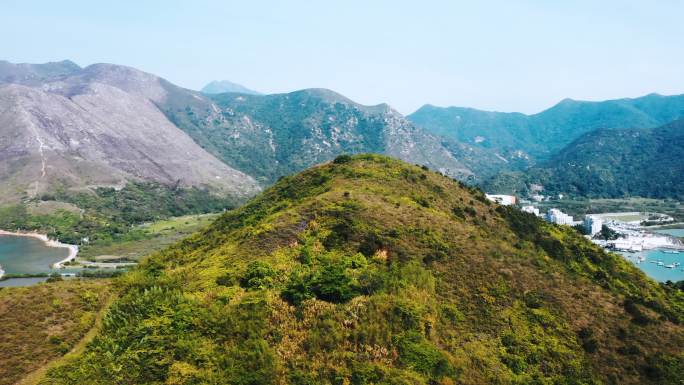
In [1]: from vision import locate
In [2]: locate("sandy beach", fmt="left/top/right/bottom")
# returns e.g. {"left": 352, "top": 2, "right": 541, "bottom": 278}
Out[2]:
{"left": 0, "top": 230, "right": 78, "bottom": 269}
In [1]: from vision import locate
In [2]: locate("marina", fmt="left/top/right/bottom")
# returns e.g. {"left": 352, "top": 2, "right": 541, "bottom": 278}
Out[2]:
{"left": 620, "top": 248, "right": 684, "bottom": 282}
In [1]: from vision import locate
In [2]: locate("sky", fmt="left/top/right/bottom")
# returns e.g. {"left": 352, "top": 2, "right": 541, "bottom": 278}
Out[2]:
{"left": 2, "top": 0, "right": 683, "bottom": 114}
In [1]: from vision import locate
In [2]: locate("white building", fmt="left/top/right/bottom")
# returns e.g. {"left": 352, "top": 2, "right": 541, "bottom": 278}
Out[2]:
{"left": 545, "top": 208, "right": 574, "bottom": 225}
{"left": 583, "top": 215, "right": 603, "bottom": 236}
{"left": 521, "top": 205, "right": 540, "bottom": 216}
{"left": 486, "top": 194, "right": 517, "bottom": 206}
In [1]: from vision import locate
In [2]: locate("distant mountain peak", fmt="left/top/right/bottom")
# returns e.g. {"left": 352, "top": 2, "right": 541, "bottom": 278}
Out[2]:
{"left": 201, "top": 80, "right": 261, "bottom": 95}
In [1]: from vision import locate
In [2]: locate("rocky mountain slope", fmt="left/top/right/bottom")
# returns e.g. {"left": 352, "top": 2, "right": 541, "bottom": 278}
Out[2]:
{"left": 160, "top": 87, "right": 508, "bottom": 184}
{"left": 483, "top": 119, "right": 684, "bottom": 199}
{"left": 40, "top": 155, "right": 684, "bottom": 384}
{"left": 201, "top": 80, "right": 261, "bottom": 95}
{"left": 0, "top": 59, "right": 81, "bottom": 86}
{"left": 409, "top": 93, "right": 684, "bottom": 160}
{"left": 0, "top": 61, "right": 260, "bottom": 204}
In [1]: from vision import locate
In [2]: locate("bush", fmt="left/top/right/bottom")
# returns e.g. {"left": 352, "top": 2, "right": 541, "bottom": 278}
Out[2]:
{"left": 311, "top": 262, "right": 359, "bottom": 303}
{"left": 240, "top": 261, "right": 277, "bottom": 290}
{"left": 46, "top": 273, "right": 63, "bottom": 283}
{"left": 333, "top": 154, "right": 353, "bottom": 164}
{"left": 282, "top": 268, "right": 315, "bottom": 306}
{"left": 282, "top": 261, "right": 360, "bottom": 305}
{"left": 394, "top": 331, "right": 453, "bottom": 378}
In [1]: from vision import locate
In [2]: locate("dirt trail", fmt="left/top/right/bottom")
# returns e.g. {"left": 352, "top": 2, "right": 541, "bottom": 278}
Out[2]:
{"left": 15, "top": 293, "right": 116, "bottom": 385}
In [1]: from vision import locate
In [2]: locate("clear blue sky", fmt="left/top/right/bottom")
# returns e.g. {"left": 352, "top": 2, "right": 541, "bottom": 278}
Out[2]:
{"left": 2, "top": 0, "right": 683, "bottom": 114}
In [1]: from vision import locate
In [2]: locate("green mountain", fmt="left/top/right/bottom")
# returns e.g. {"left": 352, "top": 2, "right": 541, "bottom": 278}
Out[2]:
{"left": 201, "top": 80, "right": 261, "bottom": 95}
{"left": 160, "top": 87, "right": 510, "bottom": 184}
{"left": 483, "top": 119, "right": 684, "bottom": 199}
{"left": 408, "top": 93, "right": 684, "bottom": 160}
{"left": 41, "top": 155, "right": 684, "bottom": 384}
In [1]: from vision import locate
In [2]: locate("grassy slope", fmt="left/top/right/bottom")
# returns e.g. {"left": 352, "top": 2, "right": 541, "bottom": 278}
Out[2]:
{"left": 0, "top": 280, "right": 110, "bottom": 385}
{"left": 41, "top": 155, "right": 684, "bottom": 385}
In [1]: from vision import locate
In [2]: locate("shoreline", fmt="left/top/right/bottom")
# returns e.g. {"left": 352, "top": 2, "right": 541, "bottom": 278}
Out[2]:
{"left": 0, "top": 230, "right": 79, "bottom": 269}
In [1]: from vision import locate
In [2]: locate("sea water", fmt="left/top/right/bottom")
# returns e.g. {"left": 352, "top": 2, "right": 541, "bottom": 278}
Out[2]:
{"left": 653, "top": 228, "right": 684, "bottom": 238}
{"left": 620, "top": 249, "right": 684, "bottom": 282}
{"left": 0, "top": 234, "right": 68, "bottom": 275}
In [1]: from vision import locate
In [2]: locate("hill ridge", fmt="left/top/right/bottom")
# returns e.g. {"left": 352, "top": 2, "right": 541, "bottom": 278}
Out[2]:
{"left": 40, "top": 154, "right": 684, "bottom": 385}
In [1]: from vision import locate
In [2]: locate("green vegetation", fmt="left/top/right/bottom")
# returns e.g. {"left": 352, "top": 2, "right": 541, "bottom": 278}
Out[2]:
{"left": 596, "top": 225, "right": 621, "bottom": 241}
{"left": 39, "top": 155, "right": 684, "bottom": 384}
{"left": 78, "top": 213, "right": 221, "bottom": 261}
{"left": 161, "top": 88, "right": 487, "bottom": 185}
{"left": 0, "top": 182, "right": 235, "bottom": 257}
{"left": 0, "top": 280, "right": 110, "bottom": 385}
{"left": 483, "top": 120, "right": 684, "bottom": 200}
{"left": 409, "top": 94, "right": 684, "bottom": 161}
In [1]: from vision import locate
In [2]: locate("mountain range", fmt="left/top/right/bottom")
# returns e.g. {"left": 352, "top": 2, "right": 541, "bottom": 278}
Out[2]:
{"left": 0, "top": 60, "right": 514, "bottom": 205}
{"left": 483, "top": 119, "right": 684, "bottom": 199}
{"left": 2, "top": 59, "right": 684, "bottom": 205}
{"left": 162, "top": 87, "right": 510, "bottom": 185}
{"left": 408, "top": 94, "right": 684, "bottom": 161}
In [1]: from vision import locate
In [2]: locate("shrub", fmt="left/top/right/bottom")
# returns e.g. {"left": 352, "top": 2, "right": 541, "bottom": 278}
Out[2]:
{"left": 282, "top": 261, "right": 361, "bottom": 305}
{"left": 311, "top": 262, "right": 359, "bottom": 303}
{"left": 394, "top": 331, "right": 453, "bottom": 378}
{"left": 333, "top": 154, "right": 353, "bottom": 164}
{"left": 282, "top": 268, "right": 315, "bottom": 306}
{"left": 46, "top": 273, "right": 63, "bottom": 283}
{"left": 240, "top": 261, "right": 277, "bottom": 290}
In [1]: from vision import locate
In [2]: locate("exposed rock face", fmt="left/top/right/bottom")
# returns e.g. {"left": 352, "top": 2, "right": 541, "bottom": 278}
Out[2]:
{"left": 0, "top": 60, "right": 81, "bottom": 86}
{"left": 0, "top": 61, "right": 260, "bottom": 204}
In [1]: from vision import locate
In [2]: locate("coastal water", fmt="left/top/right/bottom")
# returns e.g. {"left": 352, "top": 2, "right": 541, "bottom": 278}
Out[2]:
{"left": 0, "top": 234, "right": 68, "bottom": 275}
{"left": 0, "top": 277, "right": 49, "bottom": 287}
{"left": 653, "top": 228, "right": 684, "bottom": 238}
{"left": 621, "top": 249, "right": 684, "bottom": 282}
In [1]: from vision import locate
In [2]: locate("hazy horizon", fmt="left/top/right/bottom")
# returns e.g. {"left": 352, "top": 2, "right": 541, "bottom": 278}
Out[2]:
{"left": 3, "top": 0, "right": 683, "bottom": 114}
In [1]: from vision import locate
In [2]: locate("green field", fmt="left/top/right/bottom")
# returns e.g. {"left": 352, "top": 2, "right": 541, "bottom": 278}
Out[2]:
{"left": 78, "top": 213, "right": 221, "bottom": 261}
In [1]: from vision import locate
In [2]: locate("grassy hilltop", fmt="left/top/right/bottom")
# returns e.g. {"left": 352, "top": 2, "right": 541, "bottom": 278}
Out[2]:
{"left": 40, "top": 154, "right": 684, "bottom": 385}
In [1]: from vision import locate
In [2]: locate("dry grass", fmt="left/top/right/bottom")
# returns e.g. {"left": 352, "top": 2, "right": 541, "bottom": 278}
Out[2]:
{"left": 0, "top": 279, "right": 110, "bottom": 385}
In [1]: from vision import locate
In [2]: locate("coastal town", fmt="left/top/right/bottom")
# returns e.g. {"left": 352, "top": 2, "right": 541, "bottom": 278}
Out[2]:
{"left": 486, "top": 194, "right": 684, "bottom": 274}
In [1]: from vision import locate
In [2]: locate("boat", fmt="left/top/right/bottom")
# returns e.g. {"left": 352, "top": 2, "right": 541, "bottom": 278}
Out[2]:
{"left": 663, "top": 250, "right": 680, "bottom": 254}
{"left": 657, "top": 261, "right": 664, "bottom": 266}
{"left": 665, "top": 264, "right": 675, "bottom": 269}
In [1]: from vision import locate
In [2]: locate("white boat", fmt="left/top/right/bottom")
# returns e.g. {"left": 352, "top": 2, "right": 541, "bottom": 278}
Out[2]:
{"left": 657, "top": 261, "right": 664, "bottom": 266}
{"left": 663, "top": 250, "right": 680, "bottom": 254}
{"left": 665, "top": 264, "right": 675, "bottom": 269}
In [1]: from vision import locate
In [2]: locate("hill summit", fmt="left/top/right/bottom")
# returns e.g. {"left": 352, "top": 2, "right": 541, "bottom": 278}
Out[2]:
{"left": 201, "top": 80, "right": 261, "bottom": 95}
{"left": 43, "top": 155, "right": 684, "bottom": 384}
